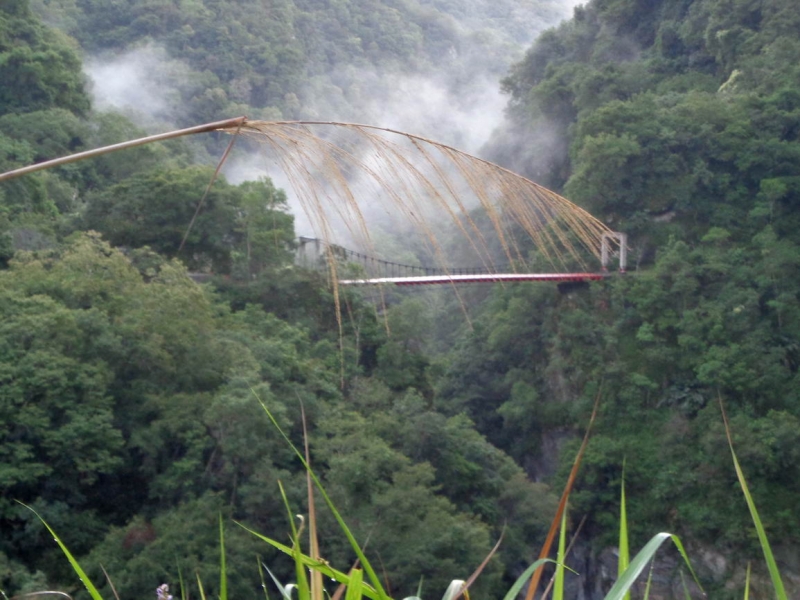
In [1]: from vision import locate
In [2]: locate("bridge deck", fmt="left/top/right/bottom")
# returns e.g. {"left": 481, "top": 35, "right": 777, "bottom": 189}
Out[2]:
{"left": 338, "top": 272, "right": 609, "bottom": 286}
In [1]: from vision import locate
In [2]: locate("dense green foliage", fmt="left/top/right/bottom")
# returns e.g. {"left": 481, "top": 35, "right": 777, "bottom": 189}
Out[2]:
{"left": 3, "top": 0, "right": 800, "bottom": 598}
{"left": 460, "top": 0, "right": 800, "bottom": 593}
{"left": 0, "top": 4, "right": 558, "bottom": 599}
{"left": 0, "top": 0, "right": 88, "bottom": 116}
{"left": 0, "top": 232, "right": 550, "bottom": 600}
{"left": 31, "top": 0, "right": 567, "bottom": 125}
{"left": 82, "top": 167, "right": 293, "bottom": 274}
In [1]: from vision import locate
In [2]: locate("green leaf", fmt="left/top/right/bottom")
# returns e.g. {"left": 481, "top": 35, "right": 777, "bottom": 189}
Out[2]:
{"left": 642, "top": 562, "right": 654, "bottom": 600}
{"left": 679, "top": 571, "right": 691, "bottom": 600}
{"left": 501, "top": 559, "right": 557, "bottom": 600}
{"left": 263, "top": 563, "right": 296, "bottom": 600}
{"left": 219, "top": 515, "right": 227, "bottom": 600}
{"left": 605, "top": 533, "right": 703, "bottom": 600}
{"left": 255, "top": 395, "right": 390, "bottom": 600}
{"left": 238, "top": 523, "right": 380, "bottom": 600}
{"left": 18, "top": 502, "right": 104, "bottom": 600}
{"left": 196, "top": 573, "right": 207, "bottom": 600}
{"left": 277, "top": 481, "right": 309, "bottom": 600}
{"left": 258, "top": 557, "right": 271, "bottom": 600}
{"left": 618, "top": 461, "right": 630, "bottom": 600}
{"left": 554, "top": 507, "right": 567, "bottom": 600}
{"left": 179, "top": 567, "right": 187, "bottom": 600}
{"left": 722, "top": 403, "right": 787, "bottom": 600}
{"left": 345, "top": 569, "right": 364, "bottom": 600}
{"left": 743, "top": 562, "right": 750, "bottom": 600}
{"left": 440, "top": 580, "right": 465, "bottom": 600}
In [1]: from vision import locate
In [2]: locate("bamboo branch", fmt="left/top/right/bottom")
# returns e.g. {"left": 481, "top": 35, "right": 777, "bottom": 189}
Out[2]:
{"left": 0, "top": 116, "right": 247, "bottom": 182}
{"left": 0, "top": 114, "right": 616, "bottom": 275}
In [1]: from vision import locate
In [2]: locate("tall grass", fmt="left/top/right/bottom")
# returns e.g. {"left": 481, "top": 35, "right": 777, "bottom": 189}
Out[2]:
{"left": 16, "top": 503, "right": 104, "bottom": 600}
{"left": 552, "top": 507, "right": 568, "bottom": 600}
{"left": 719, "top": 398, "right": 787, "bottom": 599}
{"left": 21, "top": 395, "right": 790, "bottom": 600}
{"left": 617, "top": 462, "right": 629, "bottom": 600}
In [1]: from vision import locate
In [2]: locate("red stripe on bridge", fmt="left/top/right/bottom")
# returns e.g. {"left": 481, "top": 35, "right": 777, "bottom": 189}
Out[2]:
{"left": 338, "top": 273, "right": 609, "bottom": 286}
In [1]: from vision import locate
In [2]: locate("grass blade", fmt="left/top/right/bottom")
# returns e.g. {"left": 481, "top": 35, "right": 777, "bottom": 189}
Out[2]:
{"left": 743, "top": 562, "right": 750, "bottom": 600}
{"left": 525, "top": 387, "right": 602, "bottom": 600}
{"left": 263, "top": 564, "right": 296, "bottom": 600}
{"left": 277, "top": 481, "right": 310, "bottom": 600}
{"left": 196, "top": 573, "right": 207, "bottom": 600}
{"left": 618, "top": 461, "right": 630, "bottom": 600}
{"left": 501, "top": 560, "right": 557, "bottom": 600}
{"left": 642, "top": 561, "right": 654, "bottom": 600}
{"left": 440, "top": 580, "right": 466, "bottom": 600}
{"left": 398, "top": 578, "right": 423, "bottom": 600}
{"left": 6, "top": 592, "right": 73, "bottom": 600}
{"left": 553, "top": 508, "right": 567, "bottom": 600}
{"left": 301, "top": 404, "right": 324, "bottom": 600}
{"left": 18, "top": 503, "right": 104, "bottom": 600}
{"left": 679, "top": 571, "right": 691, "bottom": 600}
{"left": 257, "top": 557, "right": 271, "bottom": 600}
{"left": 332, "top": 559, "right": 364, "bottom": 600}
{"left": 99, "top": 565, "right": 120, "bottom": 600}
{"left": 459, "top": 530, "right": 504, "bottom": 598}
{"left": 254, "top": 395, "right": 390, "bottom": 600}
{"left": 240, "top": 524, "right": 380, "bottom": 600}
{"left": 219, "top": 515, "right": 227, "bottom": 600}
{"left": 345, "top": 569, "right": 364, "bottom": 600}
{"left": 604, "top": 533, "right": 702, "bottom": 600}
{"left": 720, "top": 398, "right": 787, "bottom": 600}
{"left": 178, "top": 567, "right": 188, "bottom": 600}
{"left": 541, "top": 515, "right": 587, "bottom": 600}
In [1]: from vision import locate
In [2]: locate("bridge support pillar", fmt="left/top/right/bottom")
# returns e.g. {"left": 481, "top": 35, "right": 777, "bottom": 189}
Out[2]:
{"left": 601, "top": 232, "right": 628, "bottom": 272}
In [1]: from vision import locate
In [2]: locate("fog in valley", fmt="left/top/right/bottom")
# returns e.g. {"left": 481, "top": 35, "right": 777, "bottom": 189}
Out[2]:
{"left": 81, "top": 1, "right": 584, "bottom": 243}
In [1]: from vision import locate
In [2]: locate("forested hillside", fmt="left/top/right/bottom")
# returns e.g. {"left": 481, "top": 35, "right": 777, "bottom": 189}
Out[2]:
{"left": 0, "top": 2, "right": 555, "bottom": 600}
{"left": 31, "top": 0, "right": 569, "bottom": 128}
{"left": 466, "top": 0, "right": 800, "bottom": 594}
{"left": 2, "top": 0, "right": 800, "bottom": 599}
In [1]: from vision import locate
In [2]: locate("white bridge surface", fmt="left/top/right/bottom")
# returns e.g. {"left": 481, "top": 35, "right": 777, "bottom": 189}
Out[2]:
{"left": 338, "top": 272, "right": 610, "bottom": 286}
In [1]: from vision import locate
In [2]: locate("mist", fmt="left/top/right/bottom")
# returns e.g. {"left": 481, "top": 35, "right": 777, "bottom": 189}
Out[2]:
{"left": 81, "top": 1, "right": 585, "bottom": 245}
{"left": 221, "top": 69, "right": 510, "bottom": 243}
{"left": 85, "top": 44, "right": 192, "bottom": 127}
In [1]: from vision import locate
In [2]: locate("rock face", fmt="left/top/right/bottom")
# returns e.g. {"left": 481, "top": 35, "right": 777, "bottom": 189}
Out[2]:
{"left": 552, "top": 542, "right": 702, "bottom": 599}
{"left": 550, "top": 540, "right": 800, "bottom": 599}
{"left": 521, "top": 413, "right": 800, "bottom": 598}
{"left": 523, "top": 429, "right": 573, "bottom": 483}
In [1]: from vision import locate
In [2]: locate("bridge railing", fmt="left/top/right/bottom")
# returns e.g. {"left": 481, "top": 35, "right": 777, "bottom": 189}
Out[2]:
{"left": 296, "top": 234, "right": 628, "bottom": 284}
{"left": 296, "top": 237, "right": 499, "bottom": 279}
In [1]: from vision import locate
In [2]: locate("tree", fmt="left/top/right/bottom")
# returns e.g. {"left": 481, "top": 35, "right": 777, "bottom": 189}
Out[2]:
{"left": 82, "top": 167, "right": 294, "bottom": 275}
{"left": 230, "top": 178, "right": 294, "bottom": 279}
{"left": 0, "top": 0, "right": 89, "bottom": 115}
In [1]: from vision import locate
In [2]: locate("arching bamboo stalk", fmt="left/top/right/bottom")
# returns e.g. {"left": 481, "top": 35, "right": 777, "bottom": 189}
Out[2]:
{"left": 0, "top": 116, "right": 247, "bottom": 182}
{"left": 0, "top": 116, "right": 619, "bottom": 272}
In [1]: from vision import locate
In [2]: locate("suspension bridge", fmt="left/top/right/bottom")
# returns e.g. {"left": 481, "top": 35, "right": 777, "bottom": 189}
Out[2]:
{"left": 0, "top": 116, "right": 629, "bottom": 287}
{"left": 296, "top": 234, "right": 627, "bottom": 286}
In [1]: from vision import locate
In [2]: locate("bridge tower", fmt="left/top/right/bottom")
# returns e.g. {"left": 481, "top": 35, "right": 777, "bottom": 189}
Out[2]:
{"left": 601, "top": 232, "right": 628, "bottom": 273}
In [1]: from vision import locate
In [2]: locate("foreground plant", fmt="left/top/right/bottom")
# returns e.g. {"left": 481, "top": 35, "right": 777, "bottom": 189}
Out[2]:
{"left": 20, "top": 395, "right": 790, "bottom": 600}
{"left": 246, "top": 397, "right": 704, "bottom": 600}
{"left": 720, "top": 398, "right": 787, "bottom": 600}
